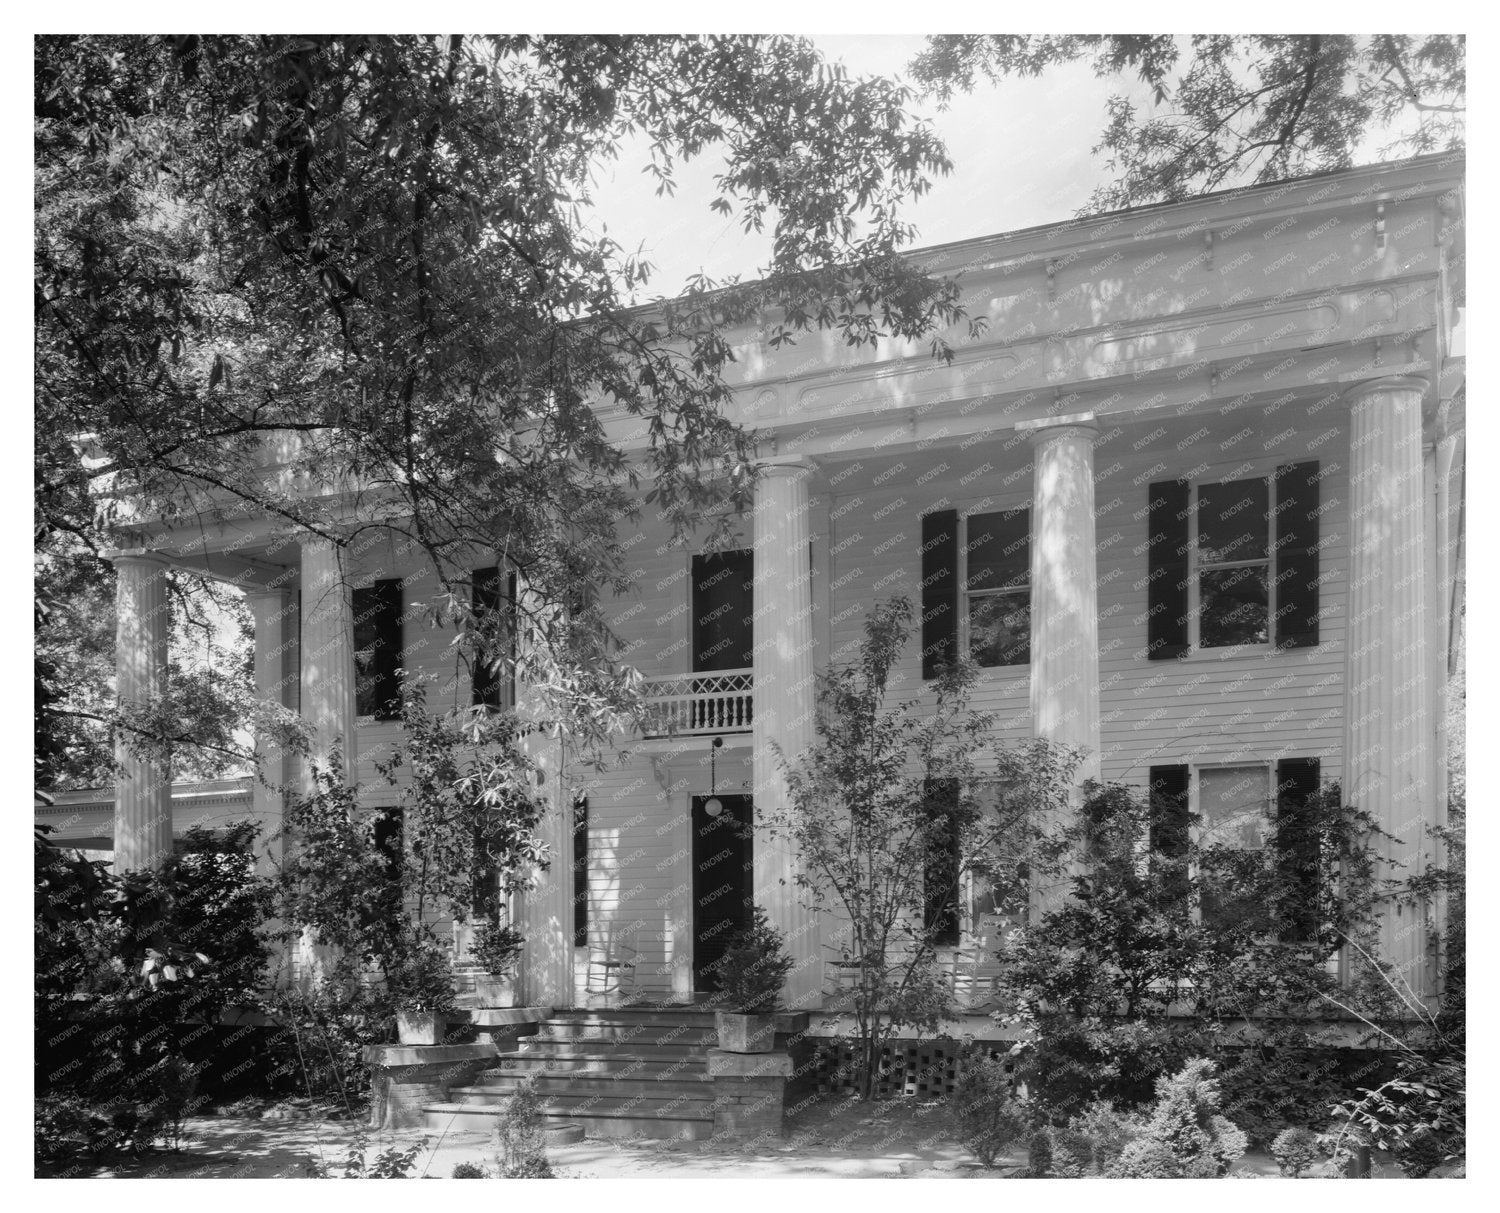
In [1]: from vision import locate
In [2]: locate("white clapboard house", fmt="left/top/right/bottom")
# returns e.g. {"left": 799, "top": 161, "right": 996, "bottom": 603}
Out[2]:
{"left": 69, "top": 151, "right": 1465, "bottom": 1025}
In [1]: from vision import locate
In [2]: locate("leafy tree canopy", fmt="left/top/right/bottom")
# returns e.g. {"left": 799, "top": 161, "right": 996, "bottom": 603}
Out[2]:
{"left": 911, "top": 35, "right": 1465, "bottom": 211}
{"left": 36, "top": 34, "right": 981, "bottom": 765}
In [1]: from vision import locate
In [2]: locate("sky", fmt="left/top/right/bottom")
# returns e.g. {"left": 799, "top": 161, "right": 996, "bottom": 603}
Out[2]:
{"left": 582, "top": 35, "right": 1138, "bottom": 299}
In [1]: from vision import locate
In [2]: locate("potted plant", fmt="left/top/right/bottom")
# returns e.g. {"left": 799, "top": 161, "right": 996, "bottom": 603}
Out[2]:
{"left": 714, "top": 906, "right": 795, "bottom": 1053}
{"left": 389, "top": 939, "right": 457, "bottom": 1045}
{"left": 471, "top": 920, "right": 524, "bottom": 1007}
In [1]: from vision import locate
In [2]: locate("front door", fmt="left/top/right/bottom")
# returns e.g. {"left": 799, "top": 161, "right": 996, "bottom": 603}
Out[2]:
{"left": 691, "top": 794, "right": 753, "bottom": 993}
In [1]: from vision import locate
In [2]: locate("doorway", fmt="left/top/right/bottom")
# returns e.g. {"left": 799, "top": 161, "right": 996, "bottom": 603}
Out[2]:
{"left": 690, "top": 793, "right": 754, "bottom": 993}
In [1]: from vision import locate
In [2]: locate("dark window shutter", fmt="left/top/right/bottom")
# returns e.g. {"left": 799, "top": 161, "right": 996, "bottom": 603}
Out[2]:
{"left": 1148, "top": 764, "right": 1191, "bottom": 904}
{"left": 1147, "top": 480, "right": 1191, "bottom": 659}
{"left": 1273, "top": 462, "right": 1321, "bottom": 649}
{"left": 472, "top": 567, "right": 508, "bottom": 709}
{"left": 921, "top": 510, "right": 959, "bottom": 679}
{"left": 373, "top": 807, "right": 404, "bottom": 916}
{"left": 1275, "top": 757, "right": 1322, "bottom": 942}
{"left": 354, "top": 579, "right": 402, "bottom": 719}
{"left": 573, "top": 794, "right": 589, "bottom": 948}
{"left": 922, "top": 778, "right": 962, "bottom": 946}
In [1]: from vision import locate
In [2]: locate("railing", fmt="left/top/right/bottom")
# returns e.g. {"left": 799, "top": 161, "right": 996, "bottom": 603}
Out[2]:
{"left": 639, "top": 668, "right": 753, "bottom": 737}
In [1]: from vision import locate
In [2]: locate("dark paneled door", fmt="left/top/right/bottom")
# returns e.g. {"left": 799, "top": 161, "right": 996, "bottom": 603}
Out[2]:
{"left": 691, "top": 794, "right": 753, "bottom": 993}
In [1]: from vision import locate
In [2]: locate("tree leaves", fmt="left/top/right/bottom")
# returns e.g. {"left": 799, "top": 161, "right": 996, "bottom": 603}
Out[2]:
{"left": 912, "top": 34, "right": 1465, "bottom": 212}
{"left": 37, "top": 35, "right": 974, "bottom": 748}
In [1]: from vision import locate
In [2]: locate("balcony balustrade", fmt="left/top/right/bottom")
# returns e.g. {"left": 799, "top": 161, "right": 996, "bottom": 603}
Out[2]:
{"left": 639, "top": 667, "right": 753, "bottom": 737}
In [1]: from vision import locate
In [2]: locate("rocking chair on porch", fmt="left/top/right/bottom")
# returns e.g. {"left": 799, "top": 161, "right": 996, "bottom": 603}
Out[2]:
{"left": 584, "top": 923, "right": 639, "bottom": 1001}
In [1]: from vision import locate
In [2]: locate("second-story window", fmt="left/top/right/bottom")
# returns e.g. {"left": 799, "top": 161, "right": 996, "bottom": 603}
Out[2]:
{"left": 1193, "top": 478, "right": 1271, "bottom": 648}
{"left": 963, "top": 508, "right": 1030, "bottom": 667}
{"left": 1147, "top": 462, "right": 1322, "bottom": 660}
{"left": 353, "top": 579, "right": 402, "bottom": 720}
{"left": 471, "top": 566, "right": 516, "bottom": 711}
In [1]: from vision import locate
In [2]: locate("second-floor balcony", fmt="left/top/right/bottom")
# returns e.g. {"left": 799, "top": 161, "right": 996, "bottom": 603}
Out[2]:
{"left": 639, "top": 668, "right": 753, "bottom": 738}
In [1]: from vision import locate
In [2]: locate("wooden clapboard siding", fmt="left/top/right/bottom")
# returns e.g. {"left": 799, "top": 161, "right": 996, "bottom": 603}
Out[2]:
{"left": 330, "top": 408, "right": 1353, "bottom": 972}
{"left": 1092, "top": 412, "right": 1346, "bottom": 786}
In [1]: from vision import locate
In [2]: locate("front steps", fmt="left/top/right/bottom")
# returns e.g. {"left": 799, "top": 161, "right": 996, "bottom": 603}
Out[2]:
{"left": 422, "top": 1007, "right": 720, "bottom": 1140}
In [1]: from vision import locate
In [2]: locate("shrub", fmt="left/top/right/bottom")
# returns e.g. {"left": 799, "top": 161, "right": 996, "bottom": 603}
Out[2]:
{"left": 1014, "top": 1015, "right": 1209, "bottom": 1121}
{"left": 1216, "top": 1041, "right": 1376, "bottom": 1149}
{"left": 305, "top": 1132, "right": 423, "bottom": 1178}
{"left": 498, "top": 1080, "right": 553, "bottom": 1178}
{"left": 716, "top": 906, "right": 793, "bottom": 1014}
{"left": 471, "top": 921, "right": 525, "bottom": 978}
{"left": 1026, "top": 1102, "right": 1139, "bottom": 1177}
{"left": 451, "top": 1160, "right": 488, "bottom": 1178}
{"left": 263, "top": 983, "right": 396, "bottom": 1111}
{"left": 1107, "top": 1060, "right": 1247, "bottom": 1178}
{"left": 1328, "top": 1051, "right": 1464, "bottom": 1178}
{"left": 141, "top": 1055, "right": 199, "bottom": 1151}
{"left": 1270, "top": 1126, "right": 1320, "bottom": 1177}
{"left": 387, "top": 939, "right": 457, "bottom": 1015}
{"left": 951, "top": 1053, "right": 1027, "bottom": 1167}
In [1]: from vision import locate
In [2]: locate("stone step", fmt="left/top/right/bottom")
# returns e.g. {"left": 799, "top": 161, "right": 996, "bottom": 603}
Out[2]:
{"left": 444, "top": 1079, "right": 714, "bottom": 1109}
{"left": 487, "top": 1055, "right": 709, "bottom": 1077}
{"left": 546, "top": 1007, "right": 718, "bottom": 1028}
{"left": 421, "top": 1100, "right": 713, "bottom": 1140}
{"left": 461, "top": 1072, "right": 714, "bottom": 1098}
{"left": 515, "top": 1039, "right": 709, "bottom": 1059}
{"left": 531, "top": 1021, "right": 718, "bottom": 1045}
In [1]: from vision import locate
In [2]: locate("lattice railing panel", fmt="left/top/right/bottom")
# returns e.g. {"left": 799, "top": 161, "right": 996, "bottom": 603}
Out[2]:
{"left": 807, "top": 1038, "right": 1018, "bottom": 1099}
{"left": 640, "top": 668, "right": 753, "bottom": 736}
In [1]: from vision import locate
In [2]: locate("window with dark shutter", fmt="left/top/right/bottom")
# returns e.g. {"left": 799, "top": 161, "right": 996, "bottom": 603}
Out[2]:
{"left": 1147, "top": 480, "right": 1192, "bottom": 659}
{"left": 964, "top": 508, "right": 1030, "bottom": 667}
{"left": 923, "top": 778, "right": 962, "bottom": 946}
{"left": 353, "top": 579, "right": 402, "bottom": 719}
{"left": 1148, "top": 764, "right": 1191, "bottom": 905}
{"left": 472, "top": 566, "right": 516, "bottom": 710}
{"left": 1274, "top": 757, "right": 1322, "bottom": 942}
{"left": 1273, "top": 463, "right": 1321, "bottom": 649}
{"left": 921, "top": 510, "right": 959, "bottom": 679}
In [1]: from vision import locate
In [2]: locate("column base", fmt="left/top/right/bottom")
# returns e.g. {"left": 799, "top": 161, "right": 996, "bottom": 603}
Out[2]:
{"left": 707, "top": 1048, "right": 793, "bottom": 1138}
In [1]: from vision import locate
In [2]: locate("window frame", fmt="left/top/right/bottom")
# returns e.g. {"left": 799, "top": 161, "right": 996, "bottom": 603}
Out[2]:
{"left": 1189, "top": 761, "right": 1274, "bottom": 929}
{"left": 353, "top": 578, "right": 403, "bottom": 722}
{"left": 958, "top": 505, "right": 1032, "bottom": 670}
{"left": 966, "top": 778, "right": 1032, "bottom": 945}
{"left": 1186, "top": 474, "right": 1276, "bottom": 654}
{"left": 471, "top": 566, "right": 517, "bottom": 713}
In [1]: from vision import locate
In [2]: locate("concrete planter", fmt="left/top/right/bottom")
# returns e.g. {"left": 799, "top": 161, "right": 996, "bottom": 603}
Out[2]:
{"left": 473, "top": 975, "right": 516, "bottom": 1007}
{"left": 396, "top": 1009, "right": 444, "bottom": 1045}
{"left": 714, "top": 1011, "right": 777, "bottom": 1053}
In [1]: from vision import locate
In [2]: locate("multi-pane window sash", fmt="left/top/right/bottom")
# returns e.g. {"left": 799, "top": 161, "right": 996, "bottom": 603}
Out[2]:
{"left": 1192, "top": 478, "right": 1272, "bottom": 649}
{"left": 962, "top": 508, "right": 1030, "bottom": 667}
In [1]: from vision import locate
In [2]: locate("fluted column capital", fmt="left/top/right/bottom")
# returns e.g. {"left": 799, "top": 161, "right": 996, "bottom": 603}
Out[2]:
{"left": 107, "top": 548, "right": 175, "bottom": 570}
{"left": 1016, "top": 411, "right": 1099, "bottom": 448}
{"left": 1340, "top": 374, "right": 1429, "bottom": 406}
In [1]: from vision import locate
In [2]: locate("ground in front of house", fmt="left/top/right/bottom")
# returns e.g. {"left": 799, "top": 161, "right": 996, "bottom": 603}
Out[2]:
{"left": 37, "top": 1095, "right": 1388, "bottom": 1178}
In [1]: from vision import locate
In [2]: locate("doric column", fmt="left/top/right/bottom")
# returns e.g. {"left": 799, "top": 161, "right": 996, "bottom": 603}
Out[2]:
{"left": 1020, "top": 417, "right": 1101, "bottom": 912}
{"left": 1021, "top": 417, "right": 1101, "bottom": 781}
{"left": 298, "top": 537, "right": 357, "bottom": 788}
{"left": 514, "top": 579, "right": 573, "bottom": 1006}
{"left": 1343, "top": 375, "right": 1432, "bottom": 993}
{"left": 112, "top": 553, "right": 173, "bottom": 872}
{"left": 751, "top": 459, "right": 821, "bottom": 1009}
{"left": 245, "top": 589, "right": 298, "bottom": 875}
